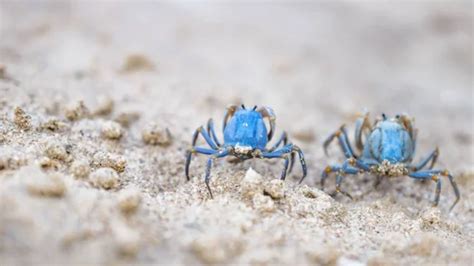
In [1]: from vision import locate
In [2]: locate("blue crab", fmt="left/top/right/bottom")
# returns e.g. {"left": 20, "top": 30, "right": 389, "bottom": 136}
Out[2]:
{"left": 322, "top": 112, "right": 460, "bottom": 210}
{"left": 185, "top": 104, "right": 307, "bottom": 197}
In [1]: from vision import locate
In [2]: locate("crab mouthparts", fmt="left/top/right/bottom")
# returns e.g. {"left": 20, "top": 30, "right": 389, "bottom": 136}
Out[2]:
{"left": 371, "top": 160, "right": 408, "bottom": 177}
{"left": 234, "top": 144, "right": 253, "bottom": 154}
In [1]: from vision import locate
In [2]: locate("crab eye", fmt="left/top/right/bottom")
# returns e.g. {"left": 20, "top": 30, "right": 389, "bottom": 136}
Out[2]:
{"left": 395, "top": 115, "right": 400, "bottom": 119}
{"left": 252, "top": 105, "right": 257, "bottom": 111}
{"left": 241, "top": 104, "right": 246, "bottom": 109}
{"left": 382, "top": 113, "right": 387, "bottom": 120}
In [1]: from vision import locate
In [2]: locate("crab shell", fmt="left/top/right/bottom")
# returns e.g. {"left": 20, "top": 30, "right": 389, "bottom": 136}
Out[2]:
{"left": 362, "top": 115, "right": 417, "bottom": 165}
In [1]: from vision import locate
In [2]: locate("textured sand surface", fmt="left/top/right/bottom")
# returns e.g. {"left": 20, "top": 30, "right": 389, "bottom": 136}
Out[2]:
{"left": 0, "top": 2, "right": 473, "bottom": 265}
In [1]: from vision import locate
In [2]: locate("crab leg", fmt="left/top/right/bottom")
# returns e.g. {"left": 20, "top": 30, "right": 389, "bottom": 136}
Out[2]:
{"left": 408, "top": 169, "right": 460, "bottom": 211}
{"left": 222, "top": 105, "right": 238, "bottom": 133}
{"left": 185, "top": 147, "right": 219, "bottom": 181}
{"left": 269, "top": 132, "right": 288, "bottom": 151}
{"left": 204, "top": 148, "right": 231, "bottom": 198}
{"left": 334, "top": 174, "right": 354, "bottom": 200}
{"left": 191, "top": 126, "right": 219, "bottom": 150}
{"left": 262, "top": 144, "right": 307, "bottom": 183}
{"left": 410, "top": 147, "right": 439, "bottom": 171}
{"left": 354, "top": 112, "right": 371, "bottom": 151}
{"left": 280, "top": 155, "right": 291, "bottom": 180}
{"left": 321, "top": 163, "right": 359, "bottom": 188}
{"left": 268, "top": 132, "right": 296, "bottom": 174}
{"left": 323, "top": 125, "right": 355, "bottom": 158}
{"left": 206, "top": 118, "right": 221, "bottom": 147}
{"left": 256, "top": 106, "right": 276, "bottom": 141}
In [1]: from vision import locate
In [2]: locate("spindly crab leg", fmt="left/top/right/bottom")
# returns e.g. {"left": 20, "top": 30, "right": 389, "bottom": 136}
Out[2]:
{"left": 222, "top": 104, "right": 238, "bottom": 133}
{"left": 204, "top": 147, "right": 231, "bottom": 198}
{"left": 262, "top": 144, "right": 307, "bottom": 183}
{"left": 269, "top": 131, "right": 295, "bottom": 176}
{"left": 185, "top": 147, "right": 217, "bottom": 181}
{"left": 185, "top": 125, "right": 221, "bottom": 181}
{"left": 410, "top": 147, "right": 439, "bottom": 171}
{"left": 408, "top": 169, "right": 460, "bottom": 211}
{"left": 323, "top": 125, "right": 355, "bottom": 158}
{"left": 397, "top": 114, "right": 415, "bottom": 139}
{"left": 257, "top": 106, "right": 276, "bottom": 142}
{"left": 354, "top": 112, "right": 371, "bottom": 152}
{"left": 321, "top": 158, "right": 360, "bottom": 199}
{"left": 191, "top": 126, "right": 219, "bottom": 150}
{"left": 206, "top": 118, "right": 221, "bottom": 147}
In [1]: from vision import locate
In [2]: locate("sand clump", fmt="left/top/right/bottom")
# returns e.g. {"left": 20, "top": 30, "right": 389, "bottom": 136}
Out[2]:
{"left": 240, "top": 167, "right": 265, "bottom": 198}
{"left": 70, "top": 159, "right": 91, "bottom": 179}
{"left": 252, "top": 194, "right": 277, "bottom": 213}
{"left": 142, "top": 123, "right": 173, "bottom": 146}
{"left": 65, "top": 101, "right": 90, "bottom": 121}
{"left": 121, "top": 54, "right": 155, "bottom": 73}
{"left": 39, "top": 118, "right": 68, "bottom": 132}
{"left": 111, "top": 219, "right": 141, "bottom": 257}
{"left": 90, "top": 167, "right": 120, "bottom": 189}
{"left": 114, "top": 112, "right": 140, "bottom": 128}
{"left": 264, "top": 179, "right": 286, "bottom": 199}
{"left": 22, "top": 167, "right": 67, "bottom": 198}
{"left": 101, "top": 121, "right": 124, "bottom": 140}
{"left": 37, "top": 156, "right": 61, "bottom": 170}
{"left": 0, "top": 148, "right": 28, "bottom": 170}
{"left": 117, "top": 186, "right": 142, "bottom": 215}
{"left": 44, "top": 141, "right": 71, "bottom": 162}
{"left": 191, "top": 235, "right": 244, "bottom": 264}
{"left": 13, "top": 107, "right": 32, "bottom": 130}
{"left": 92, "top": 96, "right": 114, "bottom": 117}
{"left": 91, "top": 151, "right": 127, "bottom": 173}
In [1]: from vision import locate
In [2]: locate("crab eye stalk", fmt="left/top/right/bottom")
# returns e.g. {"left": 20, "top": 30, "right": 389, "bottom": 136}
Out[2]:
{"left": 252, "top": 105, "right": 257, "bottom": 111}
{"left": 382, "top": 113, "right": 387, "bottom": 120}
{"left": 241, "top": 104, "right": 246, "bottom": 109}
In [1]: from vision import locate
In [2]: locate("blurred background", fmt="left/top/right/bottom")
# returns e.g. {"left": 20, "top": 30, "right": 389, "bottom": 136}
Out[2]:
{"left": 1, "top": 1, "right": 472, "bottom": 167}
{"left": 0, "top": 1, "right": 472, "bottom": 265}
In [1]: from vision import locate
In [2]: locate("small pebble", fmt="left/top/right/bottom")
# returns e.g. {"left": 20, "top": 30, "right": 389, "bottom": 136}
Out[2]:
{"left": 90, "top": 167, "right": 119, "bottom": 189}
{"left": 101, "top": 121, "right": 123, "bottom": 140}
{"left": 240, "top": 167, "right": 264, "bottom": 199}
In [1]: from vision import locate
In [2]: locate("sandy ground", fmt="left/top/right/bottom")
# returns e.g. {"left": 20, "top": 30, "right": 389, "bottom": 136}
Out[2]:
{"left": 0, "top": 1, "right": 473, "bottom": 265}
